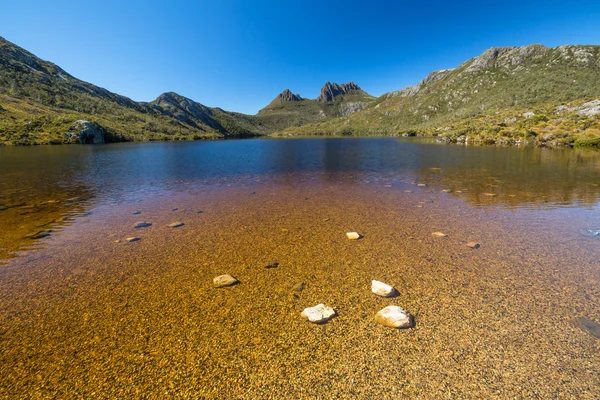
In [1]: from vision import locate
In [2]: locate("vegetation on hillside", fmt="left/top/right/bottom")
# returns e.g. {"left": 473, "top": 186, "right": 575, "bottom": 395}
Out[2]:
{"left": 278, "top": 45, "right": 600, "bottom": 148}
{"left": 2, "top": 37, "right": 600, "bottom": 149}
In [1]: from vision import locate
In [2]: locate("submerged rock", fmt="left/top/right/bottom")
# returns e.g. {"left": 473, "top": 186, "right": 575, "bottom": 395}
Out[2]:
{"left": 371, "top": 280, "right": 397, "bottom": 297}
{"left": 346, "top": 232, "right": 362, "bottom": 240}
{"left": 25, "top": 230, "right": 51, "bottom": 239}
{"left": 213, "top": 274, "right": 239, "bottom": 288}
{"left": 466, "top": 242, "right": 481, "bottom": 249}
{"left": 134, "top": 221, "right": 152, "bottom": 229}
{"left": 588, "top": 229, "right": 600, "bottom": 236}
{"left": 301, "top": 304, "right": 336, "bottom": 323}
{"left": 264, "top": 262, "right": 279, "bottom": 269}
{"left": 572, "top": 317, "right": 600, "bottom": 339}
{"left": 375, "top": 306, "right": 414, "bottom": 329}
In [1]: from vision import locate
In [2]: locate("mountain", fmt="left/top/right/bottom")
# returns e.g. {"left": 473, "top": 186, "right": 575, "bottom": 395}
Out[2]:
{"left": 254, "top": 82, "right": 375, "bottom": 132}
{"left": 0, "top": 36, "right": 265, "bottom": 144}
{"left": 279, "top": 44, "right": 600, "bottom": 147}
{"left": 0, "top": 36, "right": 376, "bottom": 145}
{"left": 1, "top": 37, "right": 599, "bottom": 147}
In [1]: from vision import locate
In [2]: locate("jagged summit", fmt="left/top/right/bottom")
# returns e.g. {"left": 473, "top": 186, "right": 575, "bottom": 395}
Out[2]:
{"left": 317, "top": 81, "right": 365, "bottom": 102}
{"left": 276, "top": 89, "right": 303, "bottom": 102}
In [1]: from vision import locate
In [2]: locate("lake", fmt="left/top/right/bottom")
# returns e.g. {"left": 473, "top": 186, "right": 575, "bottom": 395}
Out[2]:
{"left": 1, "top": 138, "right": 599, "bottom": 398}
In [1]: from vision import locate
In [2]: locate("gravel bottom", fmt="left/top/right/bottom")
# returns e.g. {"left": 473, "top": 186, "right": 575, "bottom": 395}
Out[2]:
{"left": 1, "top": 182, "right": 599, "bottom": 398}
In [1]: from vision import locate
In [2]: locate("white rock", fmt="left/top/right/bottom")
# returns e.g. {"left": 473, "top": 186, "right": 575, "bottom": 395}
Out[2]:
{"left": 375, "top": 306, "right": 413, "bottom": 329}
{"left": 346, "top": 232, "right": 361, "bottom": 240}
{"left": 213, "top": 274, "right": 239, "bottom": 288}
{"left": 432, "top": 232, "right": 447, "bottom": 238}
{"left": 371, "top": 280, "right": 396, "bottom": 297}
{"left": 301, "top": 304, "right": 336, "bottom": 323}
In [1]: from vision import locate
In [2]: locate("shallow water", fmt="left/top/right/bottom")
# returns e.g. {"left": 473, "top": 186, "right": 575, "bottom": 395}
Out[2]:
{"left": 1, "top": 138, "right": 599, "bottom": 398}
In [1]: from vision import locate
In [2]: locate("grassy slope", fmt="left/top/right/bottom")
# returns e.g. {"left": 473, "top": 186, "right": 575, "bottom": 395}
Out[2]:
{"left": 278, "top": 45, "right": 600, "bottom": 147}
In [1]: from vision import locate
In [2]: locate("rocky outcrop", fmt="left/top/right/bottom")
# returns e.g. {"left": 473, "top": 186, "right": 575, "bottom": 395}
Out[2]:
{"left": 66, "top": 120, "right": 105, "bottom": 144}
{"left": 462, "top": 45, "right": 551, "bottom": 72}
{"left": 339, "top": 102, "right": 368, "bottom": 116}
{"left": 385, "top": 69, "right": 454, "bottom": 99}
{"left": 275, "top": 89, "right": 302, "bottom": 102}
{"left": 317, "top": 82, "right": 364, "bottom": 102}
{"left": 556, "top": 100, "right": 600, "bottom": 116}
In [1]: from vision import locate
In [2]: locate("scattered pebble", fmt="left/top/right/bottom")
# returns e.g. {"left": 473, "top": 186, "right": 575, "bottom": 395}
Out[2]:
{"left": 466, "top": 241, "right": 481, "bottom": 249}
{"left": 132, "top": 211, "right": 141, "bottom": 215}
{"left": 483, "top": 193, "right": 497, "bottom": 197}
{"left": 432, "top": 232, "right": 447, "bottom": 238}
{"left": 294, "top": 282, "right": 306, "bottom": 292}
{"left": 171, "top": 208, "right": 178, "bottom": 211}
{"left": 114, "top": 239, "right": 121, "bottom": 243}
{"left": 264, "top": 262, "right": 279, "bottom": 269}
{"left": 418, "top": 183, "right": 427, "bottom": 187}
{"left": 251, "top": 337, "right": 261, "bottom": 345}
{"left": 371, "top": 280, "right": 397, "bottom": 297}
{"left": 404, "top": 190, "right": 413, "bottom": 193}
{"left": 301, "top": 304, "right": 336, "bottom": 323}
{"left": 346, "top": 232, "right": 362, "bottom": 240}
{"left": 169, "top": 222, "right": 184, "bottom": 228}
{"left": 374, "top": 306, "right": 414, "bottom": 329}
{"left": 197, "top": 210, "right": 204, "bottom": 214}
{"left": 442, "top": 189, "right": 453, "bottom": 193}
{"left": 587, "top": 229, "right": 600, "bottom": 236}
{"left": 213, "top": 274, "right": 239, "bottom": 288}
{"left": 126, "top": 237, "right": 140, "bottom": 242}
{"left": 384, "top": 184, "right": 392, "bottom": 188}
{"left": 134, "top": 221, "right": 152, "bottom": 229}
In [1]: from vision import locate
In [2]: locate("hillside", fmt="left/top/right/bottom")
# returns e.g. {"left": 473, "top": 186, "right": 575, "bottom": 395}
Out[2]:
{"left": 279, "top": 45, "right": 600, "bottom": 147}
{"left": 1, "top": 38, "right": 599, "bottom": 147}
{"left": 0, "top": 36, "right": 375, "bottom": 145}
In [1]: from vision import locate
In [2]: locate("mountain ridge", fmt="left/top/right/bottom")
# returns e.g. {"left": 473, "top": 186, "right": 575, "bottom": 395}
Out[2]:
{"left": 1, "top": 37, "right": 599, "bottom": 147}
{"left": 279, "top": 44, "right": 600, "bottom": 147}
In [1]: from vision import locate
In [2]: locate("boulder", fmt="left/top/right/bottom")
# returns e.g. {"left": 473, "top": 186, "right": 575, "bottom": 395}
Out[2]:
{"left": 301, "top": 304, "right": 336, "bottom": 323}
{"left": 371, "top": 280, "right": 397, "bottom": 297}
{"left": 66, "top": 120, "right": 105, "bottom": 144}
{"left": 374, "top": 306, "right": 414, "bottom": 329}
{"left": 213, "top": 274, "right": 239, "bottom": 288}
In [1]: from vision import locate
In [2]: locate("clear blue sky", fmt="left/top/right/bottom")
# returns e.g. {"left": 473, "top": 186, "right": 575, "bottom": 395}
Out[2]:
{"left": 2, "top": 0, "right": 599, "bottom": 114}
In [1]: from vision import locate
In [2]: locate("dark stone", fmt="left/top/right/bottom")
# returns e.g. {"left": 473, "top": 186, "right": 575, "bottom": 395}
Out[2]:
{"left": 572, "top": 318, "right": 600, "bottom": 338}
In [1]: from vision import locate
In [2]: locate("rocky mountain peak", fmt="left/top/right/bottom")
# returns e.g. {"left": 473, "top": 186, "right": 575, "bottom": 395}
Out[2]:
{"left": 276, "top": 89, "right": 302, "bottom": 102}
{"left": 317, "top": 81, "right": 363, "bottom": 102}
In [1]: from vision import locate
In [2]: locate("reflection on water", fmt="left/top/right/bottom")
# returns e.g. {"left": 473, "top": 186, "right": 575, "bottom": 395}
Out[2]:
{"left": 1, "top": 138, "right": 599, "bottom": 261}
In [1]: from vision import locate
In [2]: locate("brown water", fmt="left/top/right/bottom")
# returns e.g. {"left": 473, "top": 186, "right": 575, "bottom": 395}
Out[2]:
{"left": 1, "top": 138, "right": 599, "bottom": 398}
